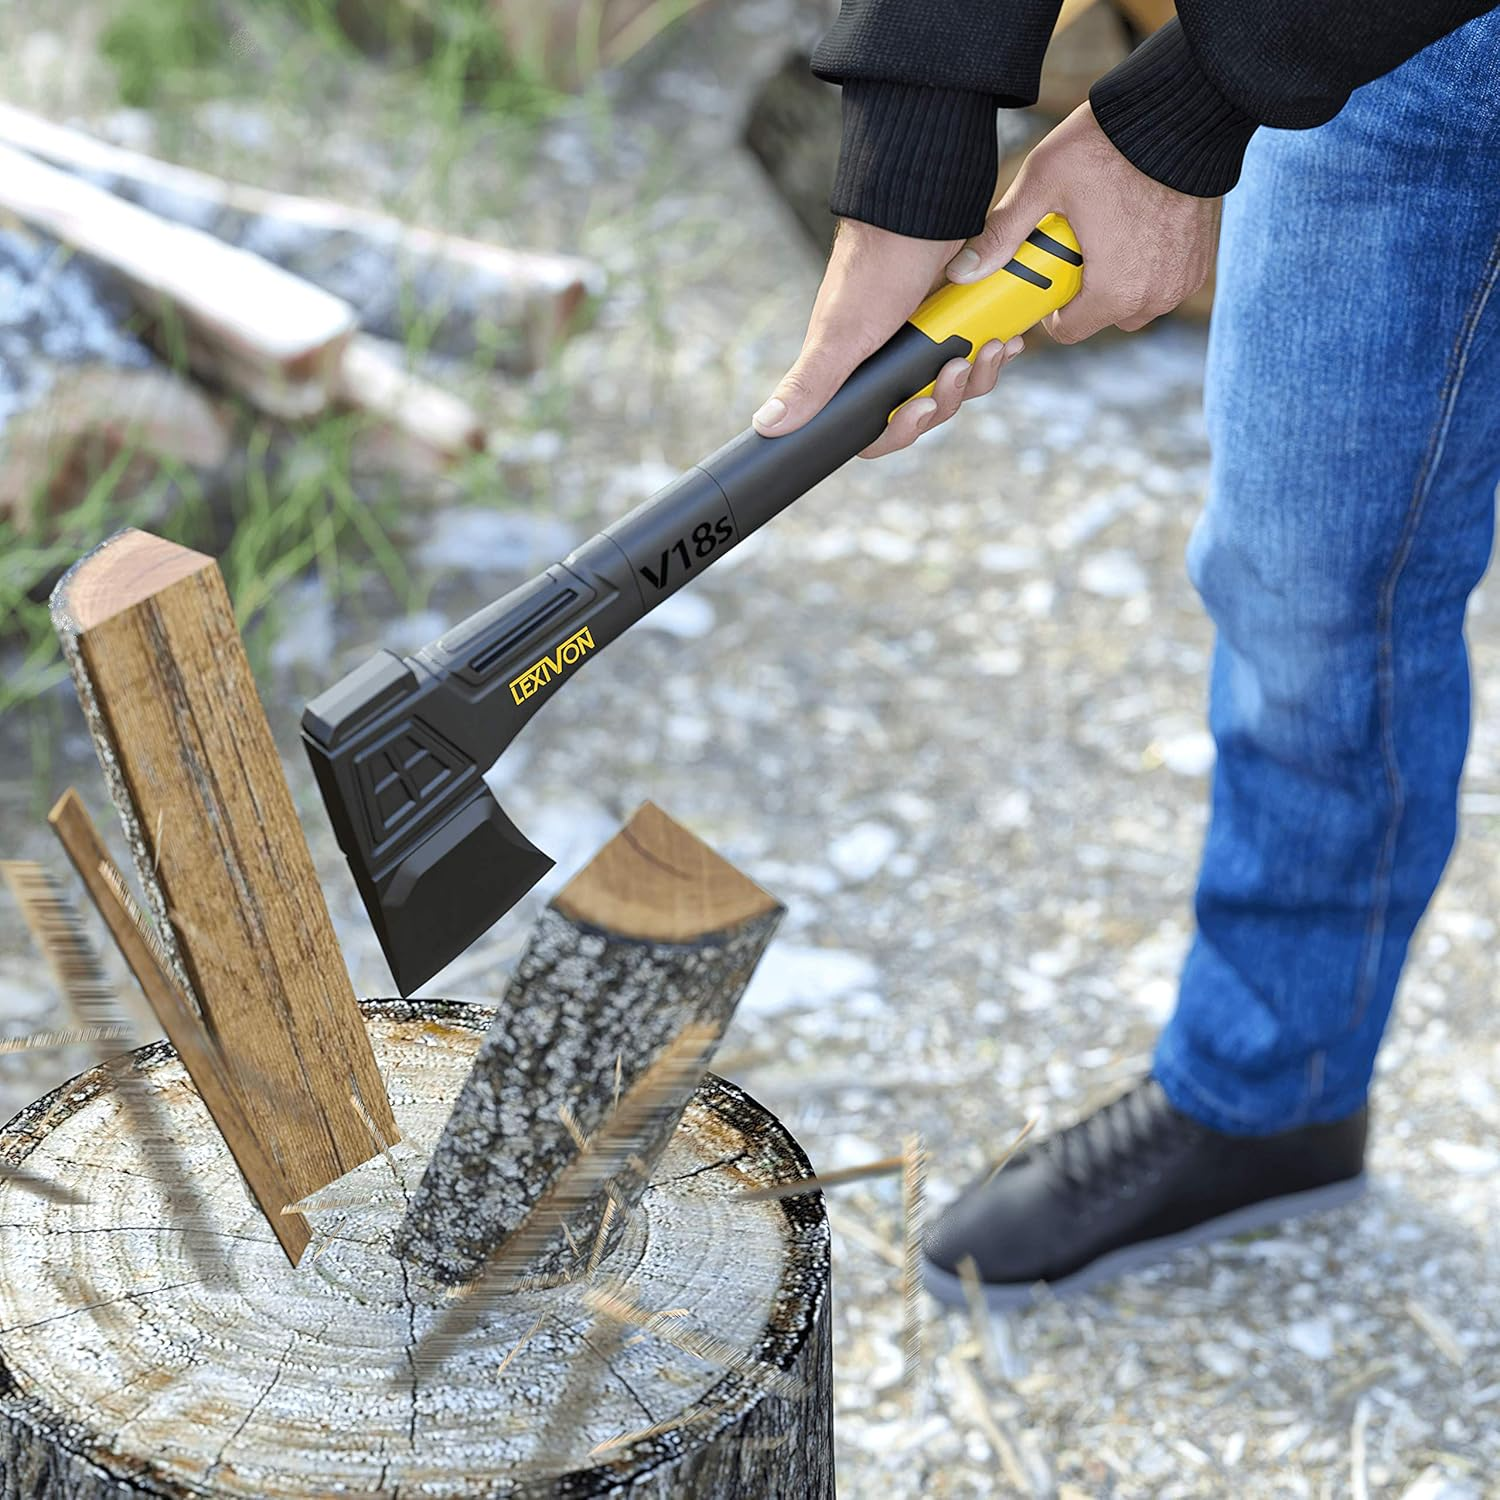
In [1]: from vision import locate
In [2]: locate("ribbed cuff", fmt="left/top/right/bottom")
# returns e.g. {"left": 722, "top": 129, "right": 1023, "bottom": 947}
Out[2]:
{"left": 829, "top": 80, "right": 998, "bottom": 240}
{"left": 1090, "top": 18, "right": 1258, "bottom": 197}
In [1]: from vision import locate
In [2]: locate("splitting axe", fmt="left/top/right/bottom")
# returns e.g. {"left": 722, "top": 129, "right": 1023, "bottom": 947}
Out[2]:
{"left": 304, "top": 215, "right": 1084, "bottom": 994}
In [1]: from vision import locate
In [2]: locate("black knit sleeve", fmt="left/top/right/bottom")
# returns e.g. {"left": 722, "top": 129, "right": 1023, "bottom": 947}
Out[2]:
{"left": 1093, "top": 3, "right": 1500, "bottom": 197}
{"left": 816, "top": 0, "right": 1499, "bottom": 234}
{"left": 812, "top": 0, "right": 1065, "bottom": 239}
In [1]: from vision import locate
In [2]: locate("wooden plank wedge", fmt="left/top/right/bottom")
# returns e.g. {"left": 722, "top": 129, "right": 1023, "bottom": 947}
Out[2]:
{"left": 49, "top": 529, "right": 397, "bottom": 1255}
{"left": 46, "top": 791, "right": 311, "bottom": 1262}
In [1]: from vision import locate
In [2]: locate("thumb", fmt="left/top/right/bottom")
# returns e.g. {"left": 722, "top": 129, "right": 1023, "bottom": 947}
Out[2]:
{"left": 753, "top": 321, "right": 885, "bottom": 437}
{"left": 946, "top": 176, "right": 1047, "bottom": 285}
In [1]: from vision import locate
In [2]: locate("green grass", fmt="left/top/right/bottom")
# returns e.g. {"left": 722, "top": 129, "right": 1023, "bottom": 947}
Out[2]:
{"left": 100, "top": 0, "right": 229, "bottom": 108}
{"left": 0, "top": 413, "right": 425, "bottom": 717}
{"left": 5, "top": 0, "right": 707, "bottom": 755}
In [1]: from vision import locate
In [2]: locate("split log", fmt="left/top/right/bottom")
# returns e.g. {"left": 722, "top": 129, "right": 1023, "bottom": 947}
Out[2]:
{"left": 0, "top": 142, "right": 356, "bottom": 418}
{"left": 0, "top": 999, "right": 835, "bottom": 1498}
{"left": 334, "top": 333, "right": 487, "bottom": 467}
{"left": 0, "top": 103, "right": 601, "bottom": 370}
{"left": 47, "top": 788, "right": 313, "bottom": 1263}
{"left": 0, "top": 363, "right": 230, "bottom": 530}
{"left": 49, "top": 529, "right": 397, "bottom": 1256}
{"left": 396, "top": 802, "right": 784, "bottom": 1286}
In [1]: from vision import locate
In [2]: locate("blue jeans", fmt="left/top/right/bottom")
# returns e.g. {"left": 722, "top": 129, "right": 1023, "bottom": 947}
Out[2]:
{"left": 1155, "top": 12, "right": 1500, "bottom": 1135}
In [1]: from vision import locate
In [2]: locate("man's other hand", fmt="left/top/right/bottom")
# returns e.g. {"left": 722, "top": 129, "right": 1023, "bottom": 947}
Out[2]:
{"left": 753, "top": 102, "right": 1220, "bottom": 457}
{"left": 952, "top": 102, "right": 1220, "bottom": 346}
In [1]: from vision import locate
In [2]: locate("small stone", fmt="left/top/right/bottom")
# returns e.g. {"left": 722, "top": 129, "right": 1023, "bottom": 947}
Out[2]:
{"left": 415, "top": 508, "right": 574, "bottom": 572}
{"left": 1431, "top": 1140, "right": 1499, "bottom": 1176}
{"left": 985, "top": 789, "right": 1032, "bottom": 831}
{"left": 1156, "top": 731, "right": 1216, "bottom": 777}
{"left": 1080, "top": 550, "right": 1148, "bottom": 599}
{"left": 859, "top": 529, "right": 918, "bottom": 565}
{"left": 829, "top": 822, "right": 899, "bottom": 883}
{"left": 889, "top": 792, "right": 935, "bottom": 826}
{"left": 665, "top": 714, "right": 710, "bottom": 749}
{"left": 1195, "top": 1341, "right": 1244, "bottom": 1380}
{"left": 740, "top": 945, "right": 881, "bottom": 1016}
{"left": 977, "top": 543, "right": 1042, "bottom": 574}
{"left": 639, "top": 592, "right": 715, "bottom": 639}
{"left": 1284, "top": 1317, "right": 1334, "bottom": 1361}
{"left": 1398, "top": 1469, "right": 1480, "bottom": 1500}
{"left": 1020, "top": 579, "right": 1056, "bottom": 617}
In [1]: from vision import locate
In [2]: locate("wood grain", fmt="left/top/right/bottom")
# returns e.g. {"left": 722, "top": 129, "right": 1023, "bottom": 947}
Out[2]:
{"left": 552, "top": 800, "right": 780, "bottom": 943}
{"left": 49, "top": 529, "right": 397, "bottom": 1230}
{"left": 0, "top": 1002, "right": 834, "bottom": 1498}
{"left": 396, "top": 804, "right": 784, "bottom": 1286}
{"left": 47, "top": 788, "right": 312, "bottom": 1263}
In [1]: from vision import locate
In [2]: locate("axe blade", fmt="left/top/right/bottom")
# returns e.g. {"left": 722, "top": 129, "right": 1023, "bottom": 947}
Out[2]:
{"left": 302, "top": 649, "right": 556, "bottom": 997}
{"left": 367, "top": 784, "right": 554, "bottom": 996}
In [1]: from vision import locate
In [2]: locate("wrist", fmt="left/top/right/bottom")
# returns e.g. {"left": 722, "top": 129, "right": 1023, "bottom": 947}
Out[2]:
{"left": 1089, "top": 19, "right": 1257, "bottom": 197}
{"left": 829, "top": 80, "right": 999, "bottom": 240}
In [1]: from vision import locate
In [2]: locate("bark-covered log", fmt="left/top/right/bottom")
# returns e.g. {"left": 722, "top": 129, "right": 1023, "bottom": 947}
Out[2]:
{"left": 0, "top": 142, "right": 356, "bottom": 419}
{"left": 395, "top": 802, "right": 784, "bottom": 1287}
{"left": 0, "top": 999, "right": 834, "bottom": 1498}
{"left": 0, "top": 103, "right": 600, "bottom": 370}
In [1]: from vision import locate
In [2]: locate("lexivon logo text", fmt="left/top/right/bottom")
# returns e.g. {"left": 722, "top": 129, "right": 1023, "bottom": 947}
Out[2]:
{"left": 509, "top": 626, "right": 596, "bottom": 705}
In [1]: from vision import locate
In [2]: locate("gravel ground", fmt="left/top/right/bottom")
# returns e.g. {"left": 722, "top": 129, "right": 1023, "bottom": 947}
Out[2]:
{"left": 3, "top": 6, "right": 1500, "bottom": 1497}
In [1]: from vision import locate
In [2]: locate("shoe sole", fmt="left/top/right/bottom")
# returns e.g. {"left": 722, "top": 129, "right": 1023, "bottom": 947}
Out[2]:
{"left": 922, "top": 1172, "right": 1369, "bottom": 1313}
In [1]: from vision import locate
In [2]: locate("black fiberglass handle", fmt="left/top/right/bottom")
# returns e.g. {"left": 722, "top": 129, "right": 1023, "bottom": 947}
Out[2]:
{"left": 606, "top": 324, "right": 970, "bottom": 592}
{"left": 412, "top": 322, "right": 969, "bottom": 717}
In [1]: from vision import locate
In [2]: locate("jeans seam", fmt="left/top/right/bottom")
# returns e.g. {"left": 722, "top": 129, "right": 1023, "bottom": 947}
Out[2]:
{"left": 1349, "top": 228, "right": 1500, "bottom": 1042}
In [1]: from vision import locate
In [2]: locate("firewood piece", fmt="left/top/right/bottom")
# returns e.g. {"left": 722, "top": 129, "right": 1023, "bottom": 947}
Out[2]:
{"left": 0, "top": 141, "right": 355, "bottom": 418}
{"left": 395, "top": 802, "right": 784, "bottom": 1287}
{"left": 0, "top": 1000, "right": 835, "bottom": 1499}
{"left": 334, "top": 333, "right": 486, "bottom": 461}
{"left": 0, "top": 363, "right": 230, "bottom": 530}
{"left": 46, "top": 788, "right": 312, "bottom": 1262}
{"left": 49, "top": 529, "right": 397, "bottom": 1236}
{"left": 0, "top": 103, "right": 600, "bottom": 370}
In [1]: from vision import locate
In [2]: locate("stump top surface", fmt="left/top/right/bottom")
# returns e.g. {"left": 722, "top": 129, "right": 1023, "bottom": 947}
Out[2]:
{"left": 0, "top": 1000, "right": 829, "bottom": 1497}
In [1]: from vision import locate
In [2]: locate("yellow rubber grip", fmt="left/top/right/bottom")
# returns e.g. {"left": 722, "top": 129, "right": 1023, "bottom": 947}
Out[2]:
{"left": 900, "top": 212, "right": 1083, "bottom": 408}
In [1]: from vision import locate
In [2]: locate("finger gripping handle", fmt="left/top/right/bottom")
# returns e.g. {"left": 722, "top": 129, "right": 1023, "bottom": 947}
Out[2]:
{"left": 910, "top": 212, "right": 1083, "bottom": 356}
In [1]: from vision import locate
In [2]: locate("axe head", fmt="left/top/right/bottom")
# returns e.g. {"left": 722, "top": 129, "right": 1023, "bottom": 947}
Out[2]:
{"left": 302, "top": 649, "right": 554, "bottom": 996}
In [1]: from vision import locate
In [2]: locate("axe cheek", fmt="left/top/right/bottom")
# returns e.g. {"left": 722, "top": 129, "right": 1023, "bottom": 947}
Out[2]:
{"left": 371, "top": 790, "right": 554, "bottom": 997}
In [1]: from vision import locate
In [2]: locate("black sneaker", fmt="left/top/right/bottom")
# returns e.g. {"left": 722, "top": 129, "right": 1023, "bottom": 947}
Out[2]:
{"left": 923, "top": 1079, "right": 1367, "bottom": 1311}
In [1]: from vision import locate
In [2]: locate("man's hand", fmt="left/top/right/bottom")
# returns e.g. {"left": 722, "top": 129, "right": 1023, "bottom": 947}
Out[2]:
{"left": 753, "top": 101, "right": 1220, "bottom": 456}
{"left": 951, "top": 102, "right": 1220, "bottom": 345}
{"left": 751, "top": 220, "right": 1024, "bottom": 459}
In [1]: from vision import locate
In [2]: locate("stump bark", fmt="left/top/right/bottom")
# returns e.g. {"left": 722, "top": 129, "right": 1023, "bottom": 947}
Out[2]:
{"left": 0, "top": 1000, "right": 834, "bottom": 1498}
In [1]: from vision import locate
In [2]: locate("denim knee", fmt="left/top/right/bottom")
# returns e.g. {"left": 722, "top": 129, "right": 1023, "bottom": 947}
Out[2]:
{"left": 1186, "top": 508, "right": 1382, "bottom": 764}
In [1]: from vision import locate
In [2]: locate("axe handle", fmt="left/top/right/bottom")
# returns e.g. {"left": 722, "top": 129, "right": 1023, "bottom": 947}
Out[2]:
{"left": 301, "top": 219, "right": 1081, "bottom": 991}
{"left": 419, "top": 215, "right": 1083, "bottom": 724}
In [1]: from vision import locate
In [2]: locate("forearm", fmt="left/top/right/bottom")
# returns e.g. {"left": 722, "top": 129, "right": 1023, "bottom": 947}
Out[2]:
{"left": 812, "top": 0, "right": 1065, "bottom": 239}
{"left": 1093, "top": 3, "right": 1500, "bottom": 196}
{"left": 817, "top": 1, "right": 1500, "bottom": 237}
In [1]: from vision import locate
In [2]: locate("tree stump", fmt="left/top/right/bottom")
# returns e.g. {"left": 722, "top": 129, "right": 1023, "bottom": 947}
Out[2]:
{"left": 0, "top": 1000, "right": 834, "bottom": 1499}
